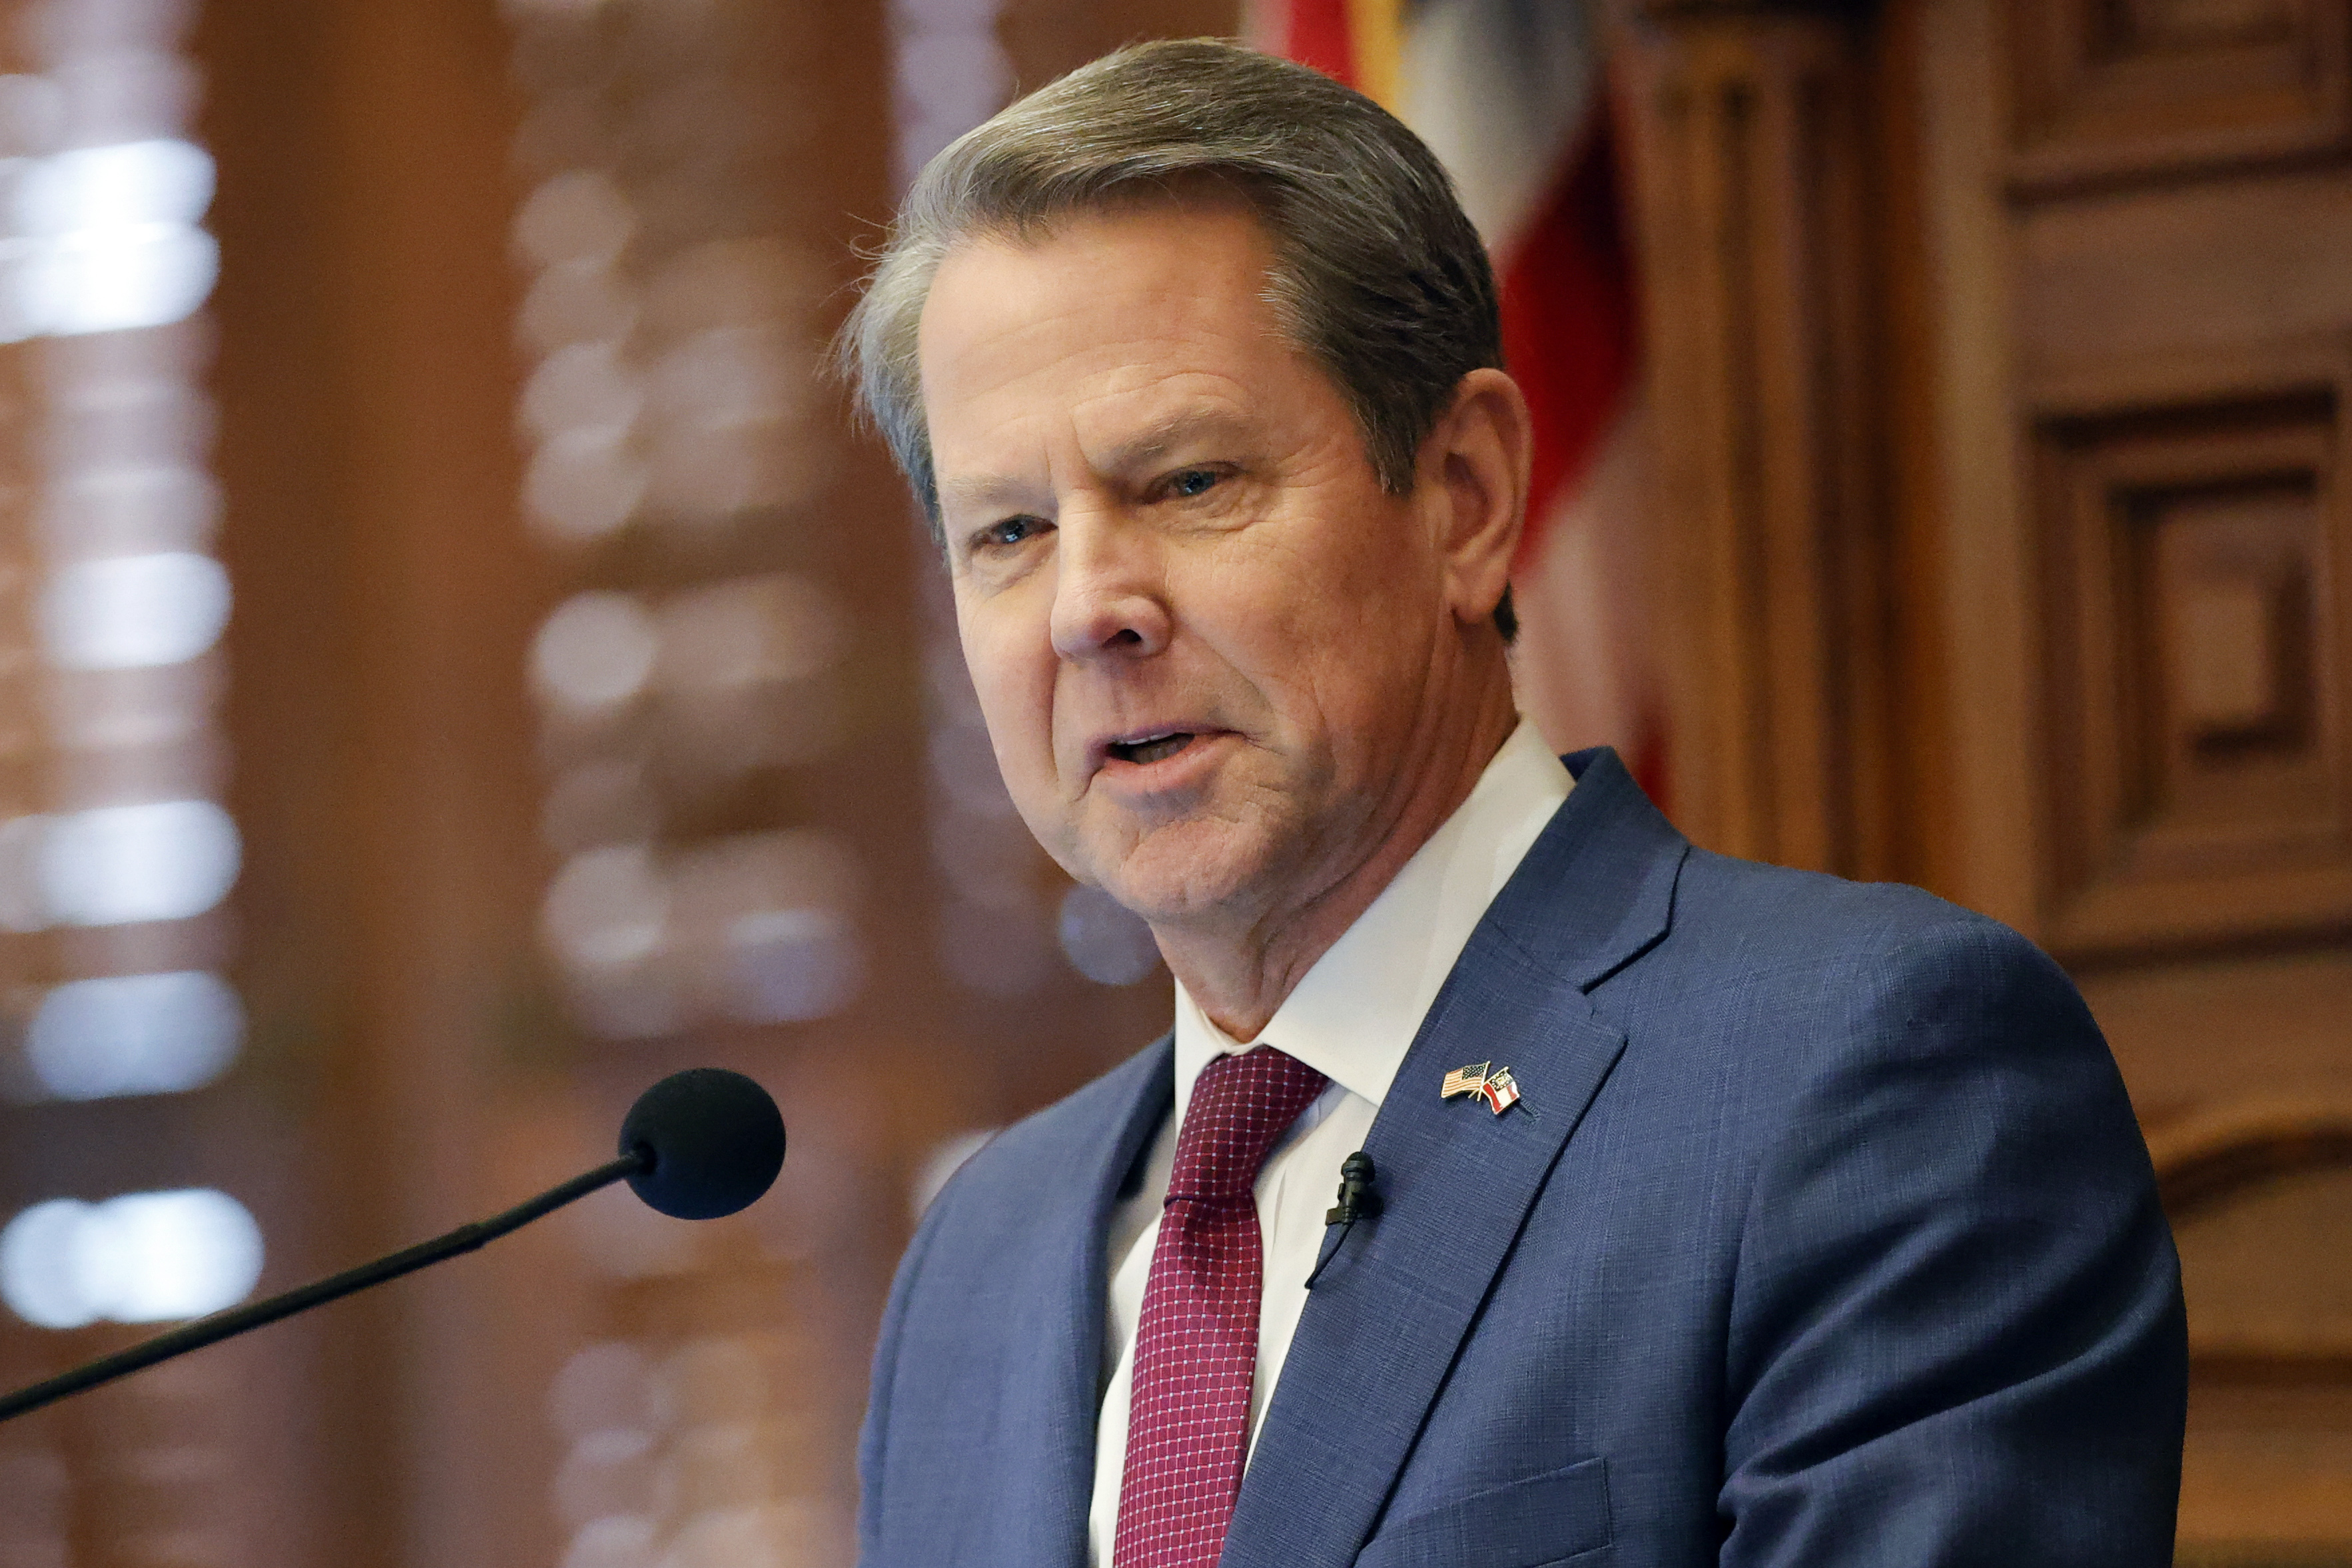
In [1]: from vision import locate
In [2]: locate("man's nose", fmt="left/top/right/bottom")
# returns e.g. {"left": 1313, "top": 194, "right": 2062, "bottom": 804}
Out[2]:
{"left": 1048, "top": 512, "right": 1172, "bottom": 661}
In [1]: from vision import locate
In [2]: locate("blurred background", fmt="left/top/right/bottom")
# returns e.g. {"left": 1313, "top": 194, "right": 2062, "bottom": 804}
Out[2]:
{"left": 0, "top": 0, "right": 2341, "bottom": 1564}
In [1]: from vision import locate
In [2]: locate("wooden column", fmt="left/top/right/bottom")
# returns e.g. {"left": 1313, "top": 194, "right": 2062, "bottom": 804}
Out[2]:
{"left": 1614, "top": 1, "right": 1897, "bottom": 878}
{"left": 202, "top": 0, "right": 542, "bottom": 1561}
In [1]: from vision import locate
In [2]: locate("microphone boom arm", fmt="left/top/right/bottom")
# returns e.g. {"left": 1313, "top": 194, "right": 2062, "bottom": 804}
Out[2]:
{"left": 0, "top": 1150, "right": 649, "bottom": 1425}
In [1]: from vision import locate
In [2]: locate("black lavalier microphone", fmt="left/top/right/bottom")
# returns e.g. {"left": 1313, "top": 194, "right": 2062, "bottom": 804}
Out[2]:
{"left": 1306, "top": 1150, "right": 1377, "bottom": 1290}
{"left": 0, "top": 1067, "right": 786, "bottom": 1423}
{"left": 1326, "top": 1151, "right": 1376, "bottom": 1226}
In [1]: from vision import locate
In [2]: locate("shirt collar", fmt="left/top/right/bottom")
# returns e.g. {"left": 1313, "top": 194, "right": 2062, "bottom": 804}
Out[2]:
{"left": 1171, "top": 719, "right": 1572, "bottom": 1122}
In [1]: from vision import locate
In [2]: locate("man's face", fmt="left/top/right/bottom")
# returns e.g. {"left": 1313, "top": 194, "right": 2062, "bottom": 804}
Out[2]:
{"left": 919, "top": 202, "right": 1470, "bottom": 933}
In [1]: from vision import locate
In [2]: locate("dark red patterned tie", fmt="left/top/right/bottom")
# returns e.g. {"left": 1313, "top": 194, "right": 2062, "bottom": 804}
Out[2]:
{"left": 1113, "top": 1045, "right": 1330, "bottom": 1568}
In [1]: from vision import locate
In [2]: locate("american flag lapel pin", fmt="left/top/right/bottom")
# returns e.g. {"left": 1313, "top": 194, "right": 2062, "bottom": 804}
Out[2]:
{"left": 1440, "top": 1061, "right": 1491, "bottom": 1102}
{"left": 1441, "top": 1062, "right": 1523, "bottom": 1115}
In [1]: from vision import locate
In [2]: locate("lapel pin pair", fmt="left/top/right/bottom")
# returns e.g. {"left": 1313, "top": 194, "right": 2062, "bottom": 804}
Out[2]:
{"left": 1441, "top": 1060, "right": 1522, "bottom": 1116}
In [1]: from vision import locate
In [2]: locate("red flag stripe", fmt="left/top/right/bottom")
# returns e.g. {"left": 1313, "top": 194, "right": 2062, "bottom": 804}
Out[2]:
{"left": 1283, "top": 0, "right": 1359, "bottom": 87}
{"left": 1500, "top": 99, "right": 1640, "bottom": 572}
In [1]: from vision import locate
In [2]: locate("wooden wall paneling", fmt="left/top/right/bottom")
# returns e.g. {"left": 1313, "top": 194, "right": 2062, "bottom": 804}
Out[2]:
{"left": 2029, "top": 341, "right": 2352, "bottom": 958}
{"left": 1900, "top": 0, "right": 2352, "bottom": 1555}
{"left": 1915, "top": 9, "right": 2352, "bottom": 941}
{"left": 2156, "top": 1099, "right": 2352, "bottom": 1227}
{"left": 2018, "top": 167, "right": 2352, "bottom": 386}
{"left": 2177, "top": 1184, "right": 2352, "bottom": 1419}
{"left": 1617, "top": 3, "right": 1897, "bottom": 879}
{"left": 2146, "top": 1111, "right": 2352, "bottom": 1561}
{"left": 2008, "top": 0, "right": 2352, "bottom": 197}
{"left": 2077, "top": 947, "right": 2352, "bottom": 1134}
{"left": 1892, "top": 0, "right": 2048, "bottom": 929}
{"left": 2042, "top": 345, "right": 2352, "bottom": 1549}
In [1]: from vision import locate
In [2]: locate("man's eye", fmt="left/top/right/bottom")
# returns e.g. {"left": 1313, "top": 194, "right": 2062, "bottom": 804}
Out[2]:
{"left": 979, "top": 516, "right": 1044, "bottom": 549}
{"left": 1168, "top": 468, "right": 1220, "bottom": 499}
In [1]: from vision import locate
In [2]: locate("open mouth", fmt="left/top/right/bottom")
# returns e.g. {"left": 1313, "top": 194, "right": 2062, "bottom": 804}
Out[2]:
{"left": 1106, "top": 731, "right": 1197, "bottom": 767}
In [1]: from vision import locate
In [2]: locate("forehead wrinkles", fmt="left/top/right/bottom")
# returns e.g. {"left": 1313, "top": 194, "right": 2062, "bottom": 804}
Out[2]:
{"left": 927, "top": 323, "right": 1270, "bottom": 500}
{"left": 1067, "top": 368, "right": 1252, "bottom": 455}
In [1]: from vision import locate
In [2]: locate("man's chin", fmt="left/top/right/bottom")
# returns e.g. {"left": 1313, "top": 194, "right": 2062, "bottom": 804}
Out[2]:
{"left": 1084, "top": 825, "right": 1278, "bottom": 931}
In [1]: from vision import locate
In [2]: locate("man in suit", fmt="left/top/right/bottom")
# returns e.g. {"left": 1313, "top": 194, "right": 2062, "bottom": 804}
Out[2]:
{"left": 840, "top": 38, "right": 2185, "bottom": 1568}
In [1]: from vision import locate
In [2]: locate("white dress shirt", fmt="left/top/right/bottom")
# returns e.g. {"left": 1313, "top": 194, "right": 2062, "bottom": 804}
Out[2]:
{"left": 1086, "top": 720, "right": 1572, "bottom": 1563}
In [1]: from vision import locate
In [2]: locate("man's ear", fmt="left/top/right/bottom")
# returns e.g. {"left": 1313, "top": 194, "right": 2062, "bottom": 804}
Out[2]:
{"left": 1423, "top": 368, "right": 1532, "bottom": 629}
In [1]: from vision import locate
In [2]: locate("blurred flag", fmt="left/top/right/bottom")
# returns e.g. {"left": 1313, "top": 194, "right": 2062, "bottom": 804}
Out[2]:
{"left": 1250, "top": 0, "right": 1663, "bottom": 799}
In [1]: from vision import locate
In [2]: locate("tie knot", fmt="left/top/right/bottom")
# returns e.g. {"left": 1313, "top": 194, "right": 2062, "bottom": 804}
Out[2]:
{"left": 1166, "top": 1046, "right": 1329, "bottom": 1205}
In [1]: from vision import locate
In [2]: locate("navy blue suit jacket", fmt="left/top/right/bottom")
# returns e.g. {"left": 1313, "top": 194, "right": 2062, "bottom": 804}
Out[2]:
{"left": 859, "top": 749, "right": 2185, "bottom": 1567}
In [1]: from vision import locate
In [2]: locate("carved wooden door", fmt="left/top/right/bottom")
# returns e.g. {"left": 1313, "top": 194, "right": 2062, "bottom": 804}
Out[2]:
{"left": 1620, "top": 1, "right": 2352, "bottom": 1559}
{"left": 1906, "top": 3, "right": 2352, "bottom": 1559}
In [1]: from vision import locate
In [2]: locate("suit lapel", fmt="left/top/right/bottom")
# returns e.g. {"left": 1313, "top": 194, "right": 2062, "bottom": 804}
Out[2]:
{"left": 1222, "top": 749, "right": 1688, "bottom": 1568}
{"left": 1011, "top": 1036, "right": 1173, "bottom": 1568}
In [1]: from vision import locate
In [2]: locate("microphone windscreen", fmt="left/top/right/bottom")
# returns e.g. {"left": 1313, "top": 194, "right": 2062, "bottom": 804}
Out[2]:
{"left": 618, "top": 1068, "right": 787, "bottom": 1220}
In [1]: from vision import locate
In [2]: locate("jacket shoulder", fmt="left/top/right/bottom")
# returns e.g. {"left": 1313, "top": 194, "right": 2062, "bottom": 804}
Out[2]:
{"left": 1593, "top": 847, "right": 2104, "bottom": 1094}
{"left": 1667, "top": 849, "right": 2022, "bottom": 972}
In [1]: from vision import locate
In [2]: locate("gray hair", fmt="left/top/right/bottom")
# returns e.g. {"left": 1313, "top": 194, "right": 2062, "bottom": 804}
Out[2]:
{"left": 838, "top": 39, "right": 1509, "bottom": 588}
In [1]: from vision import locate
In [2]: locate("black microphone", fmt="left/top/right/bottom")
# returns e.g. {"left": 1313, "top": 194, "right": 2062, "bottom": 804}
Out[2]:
{"left": 619, "top": 1066, "right": 788, "bottom": 1219}
{"left": 1306, "top": 1150, "right": 1377, "bottom": 1290}
{"left": 1325, "top": 1150, "right": 1376, "bottom": 1227}
{"left": 0, "top": 1067, "right": 786, "bottom": 1424}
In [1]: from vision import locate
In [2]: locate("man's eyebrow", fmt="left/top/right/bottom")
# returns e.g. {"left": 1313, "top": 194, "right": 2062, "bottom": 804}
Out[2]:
{"left": 935, "top": 410, "right": 1260, "bottom": 514}
{"left": 1100, "top": 410, "right": 1255, "bottom": 472}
